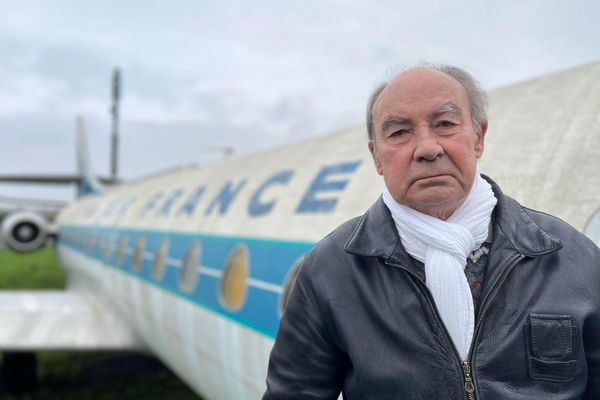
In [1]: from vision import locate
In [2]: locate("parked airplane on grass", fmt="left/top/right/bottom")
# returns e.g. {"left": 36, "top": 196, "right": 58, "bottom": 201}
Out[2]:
{"left": 0, "top": 163, "right": 117, "bottom": 252}
{"left": 0, "top": 62, "right": 599, "bottom": 399}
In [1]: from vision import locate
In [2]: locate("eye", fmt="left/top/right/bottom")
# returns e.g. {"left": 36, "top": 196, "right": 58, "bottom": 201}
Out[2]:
{"left": 436, "top": 120, "right": 456, "bottom": 128}
{"left": 389, "top": 129, "right": 410, "bottom": 137}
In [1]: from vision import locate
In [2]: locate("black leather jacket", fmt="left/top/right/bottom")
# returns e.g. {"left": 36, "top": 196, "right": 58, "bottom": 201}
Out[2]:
{"left": 264, "top": 180, "right": 600, "bottom": 399}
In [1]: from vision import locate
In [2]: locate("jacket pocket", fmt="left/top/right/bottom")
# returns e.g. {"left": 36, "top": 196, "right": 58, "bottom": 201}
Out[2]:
{"left": 525, "top": 313, "right": 578, "bottom": 382}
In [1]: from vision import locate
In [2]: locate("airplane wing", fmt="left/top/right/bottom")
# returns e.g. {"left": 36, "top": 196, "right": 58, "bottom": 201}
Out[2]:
{"left": 0, "top": 174, "right": 82, "bottom": 185}
{"left": 0, "top": 174, "right": 118, "bottom": 185}
{"left": 0, "top": 290, "right": 141, "bottom": 351}
{"left": 0, "top": 196, "right": 67, "bottom": 215}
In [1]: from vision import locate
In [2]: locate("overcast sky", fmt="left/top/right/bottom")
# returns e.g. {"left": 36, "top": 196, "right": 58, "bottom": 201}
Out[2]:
{"left": 1, "top": 0, "right": 599, "bottom": 200}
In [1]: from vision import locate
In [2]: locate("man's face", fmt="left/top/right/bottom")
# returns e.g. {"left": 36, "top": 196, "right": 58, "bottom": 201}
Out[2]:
{"left": 369, "top": 68, "right": 486, "bottom": 220}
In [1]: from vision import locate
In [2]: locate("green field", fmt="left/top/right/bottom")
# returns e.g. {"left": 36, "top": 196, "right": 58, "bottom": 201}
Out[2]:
{"left": 0, "top": 246, "right": 66, "bottom": 289}
{"left": 0, "top": 246, "right": 201, "bottom": 399}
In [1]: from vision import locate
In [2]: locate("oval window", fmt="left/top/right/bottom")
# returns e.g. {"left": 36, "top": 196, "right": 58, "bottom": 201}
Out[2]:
{"left": 219, "top": 245, "right": 249, "bottom": 311}
{"left": 179, "top": 240, "right": 200, "bottom": 293}
{"left": 584, "top": 208, "right": 600, "bottom": 246}
{"left": 104, "top": 236, "right": 113, "bottom": 262}
{"left": 279, "top": 256, "right": 304, "bottom": 315}
{"left": 152, "top": 238, "right": 169, "bottom": 281}
{"left": 117, "top": 235, "right": 128, "bottom": 265}
{"left": 132, "top": 236, "right": 146, "bottom": 272}
{"left": 94, "top": 233, "right": 101, "bottom": 252}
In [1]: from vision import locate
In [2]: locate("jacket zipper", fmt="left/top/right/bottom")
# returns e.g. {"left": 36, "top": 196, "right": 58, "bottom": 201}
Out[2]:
{"left": 462, "top": 361, "right": 475, "bottom": 399}
{"left": 385, "top": 254, "right": 524, "bottom": 400}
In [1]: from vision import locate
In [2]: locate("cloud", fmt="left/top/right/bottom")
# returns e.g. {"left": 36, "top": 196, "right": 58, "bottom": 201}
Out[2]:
{"left": 1, "top": 0, "right": 599, "bottom": 202}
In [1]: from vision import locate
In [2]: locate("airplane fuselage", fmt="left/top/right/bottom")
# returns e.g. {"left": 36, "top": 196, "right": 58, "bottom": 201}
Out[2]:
{"left": 56, "top": 127, "right": 379, "bottom": 399}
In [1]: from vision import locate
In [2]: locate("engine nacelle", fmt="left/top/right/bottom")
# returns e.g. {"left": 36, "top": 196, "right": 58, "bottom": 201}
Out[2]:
{"left": 0, "top": 211, "right": 49, "bottom": 253}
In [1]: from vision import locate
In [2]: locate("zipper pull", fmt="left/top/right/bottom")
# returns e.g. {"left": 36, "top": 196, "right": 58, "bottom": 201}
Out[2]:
{"left": 462, "top": 361, "right": 475, "bottom": 396}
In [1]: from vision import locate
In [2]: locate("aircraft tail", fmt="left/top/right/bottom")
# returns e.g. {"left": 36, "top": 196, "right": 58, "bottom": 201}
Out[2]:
{"left": 76, "top": 116, "right": 103, "bottom": 196}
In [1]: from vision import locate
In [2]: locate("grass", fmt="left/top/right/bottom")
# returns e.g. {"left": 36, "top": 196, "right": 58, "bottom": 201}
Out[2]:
{"left": 0, "top": 246, "right": 66, "bottom": 289}
{"left": 0, "top": 247, "right": 202, "bottom": 399}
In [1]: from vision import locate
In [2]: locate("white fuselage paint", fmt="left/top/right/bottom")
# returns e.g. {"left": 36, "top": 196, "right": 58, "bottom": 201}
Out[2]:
{"left": 59, "top": 244, "right": 275, "bottom": 399}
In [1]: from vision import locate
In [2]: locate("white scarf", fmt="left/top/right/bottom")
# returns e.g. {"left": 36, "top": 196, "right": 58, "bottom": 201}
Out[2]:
{"left": 382, "top": 174, "right": 496, "bottom": 361}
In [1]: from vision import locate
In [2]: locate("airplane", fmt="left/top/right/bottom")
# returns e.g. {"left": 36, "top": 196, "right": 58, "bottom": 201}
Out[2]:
{"left": 0, "top": 61, "right": 599, "bottom": 399}
{"left": 0, "top": 69, "right": 123, "bottom": 254}
{"left": 0, "top": 164, "right": 119, "bottom": 253}
{"left": 0, "top": 196, "right": 64, "bottom": 250}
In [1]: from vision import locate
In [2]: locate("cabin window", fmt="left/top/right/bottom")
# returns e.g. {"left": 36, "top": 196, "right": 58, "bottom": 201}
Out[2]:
{"left": 152, "top": 238, "right": 169, "bottom": 281}
{"left": 584, "top": 208, "right": 600, "bottom": 246}
{"left": 279, "top": 256, "right": 304, "bottom": 316}
{"left": 219, "top": 244, "right": 249, "bottom": 311}
{"left": 94, "top": 233, "right": 101, "bottom": 252}
{"left": 132, "top": 236, "right": 146, "bottom": 272}
{"left": 179, "top": 240, "right": 200, "bottom": 293}
{"left": 104, "top": 235, "right": 113, "bottom": 262}
{"left": 117, "top": 235, "right": 128, "bottom": 265}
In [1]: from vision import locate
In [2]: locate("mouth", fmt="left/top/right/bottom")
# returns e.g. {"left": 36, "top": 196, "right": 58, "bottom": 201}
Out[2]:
{"left": 414, "top": 173, "right": 451, "bottom": 182}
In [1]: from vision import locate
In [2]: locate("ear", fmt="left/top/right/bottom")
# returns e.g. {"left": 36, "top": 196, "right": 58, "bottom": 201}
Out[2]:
{"left": 474, "top": 121, "right": 487, "bottom": 159}
{"left": 368, "top": 140, "right": 384, "bottom": 176}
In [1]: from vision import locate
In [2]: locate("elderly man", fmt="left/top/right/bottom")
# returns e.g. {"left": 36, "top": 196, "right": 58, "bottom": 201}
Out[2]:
{"left": 263, "top": 64, "right": 600, "bottom": 399}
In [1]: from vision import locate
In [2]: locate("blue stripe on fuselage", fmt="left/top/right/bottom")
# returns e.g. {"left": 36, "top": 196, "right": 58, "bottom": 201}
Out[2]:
{"left": 57, "top": 224, "right": 314, "bottom": 338}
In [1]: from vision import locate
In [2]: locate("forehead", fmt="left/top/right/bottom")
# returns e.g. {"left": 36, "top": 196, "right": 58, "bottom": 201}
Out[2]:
{"left": 373, "top": 69, "right": 470, "bottom": 122}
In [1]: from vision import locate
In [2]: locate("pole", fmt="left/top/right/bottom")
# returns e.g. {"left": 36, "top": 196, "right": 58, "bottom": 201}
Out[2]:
{"left": 110, "top": 68, "right": 120, "bottom": 181}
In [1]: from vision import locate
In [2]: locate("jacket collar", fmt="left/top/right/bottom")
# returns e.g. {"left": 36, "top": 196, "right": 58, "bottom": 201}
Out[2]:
{"left": 483, "top": 175, "right": 562, "bottom": 257}
{"left": 344, "top": 175, "right": 562, "bottom": 266}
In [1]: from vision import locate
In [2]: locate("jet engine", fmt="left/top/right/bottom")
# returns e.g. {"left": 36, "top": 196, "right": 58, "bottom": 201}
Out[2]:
{"left": 0, "top": 211, "right": 49, "bottom": 253}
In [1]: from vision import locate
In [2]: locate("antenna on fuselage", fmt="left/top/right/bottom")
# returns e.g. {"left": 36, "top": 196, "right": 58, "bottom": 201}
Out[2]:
{"left": 110, "top": 67, "right": 120, "bottom": 182}
{"left": 220, "top": 146, "right": 235, "bottom": 159}
{"left": 202, "top": 146, "right": 235, "bottom": 160}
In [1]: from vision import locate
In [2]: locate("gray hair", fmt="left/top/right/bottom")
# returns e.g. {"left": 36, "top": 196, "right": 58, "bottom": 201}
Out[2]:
{"left": 366, "top": 63, "right": 488, "bottom": 140}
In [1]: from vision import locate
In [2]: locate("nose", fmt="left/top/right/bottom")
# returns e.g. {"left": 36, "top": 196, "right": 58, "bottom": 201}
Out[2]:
{"left": 413, "top": 125, "right": 444, "bottom": 162}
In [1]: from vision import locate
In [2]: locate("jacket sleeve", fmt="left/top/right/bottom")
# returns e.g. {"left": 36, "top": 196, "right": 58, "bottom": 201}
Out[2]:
{"left": 584, "top": 285, "right": 600, "bottom": 399}
{"left": 263, "top": 253, "right": 345, "bottom": 399}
